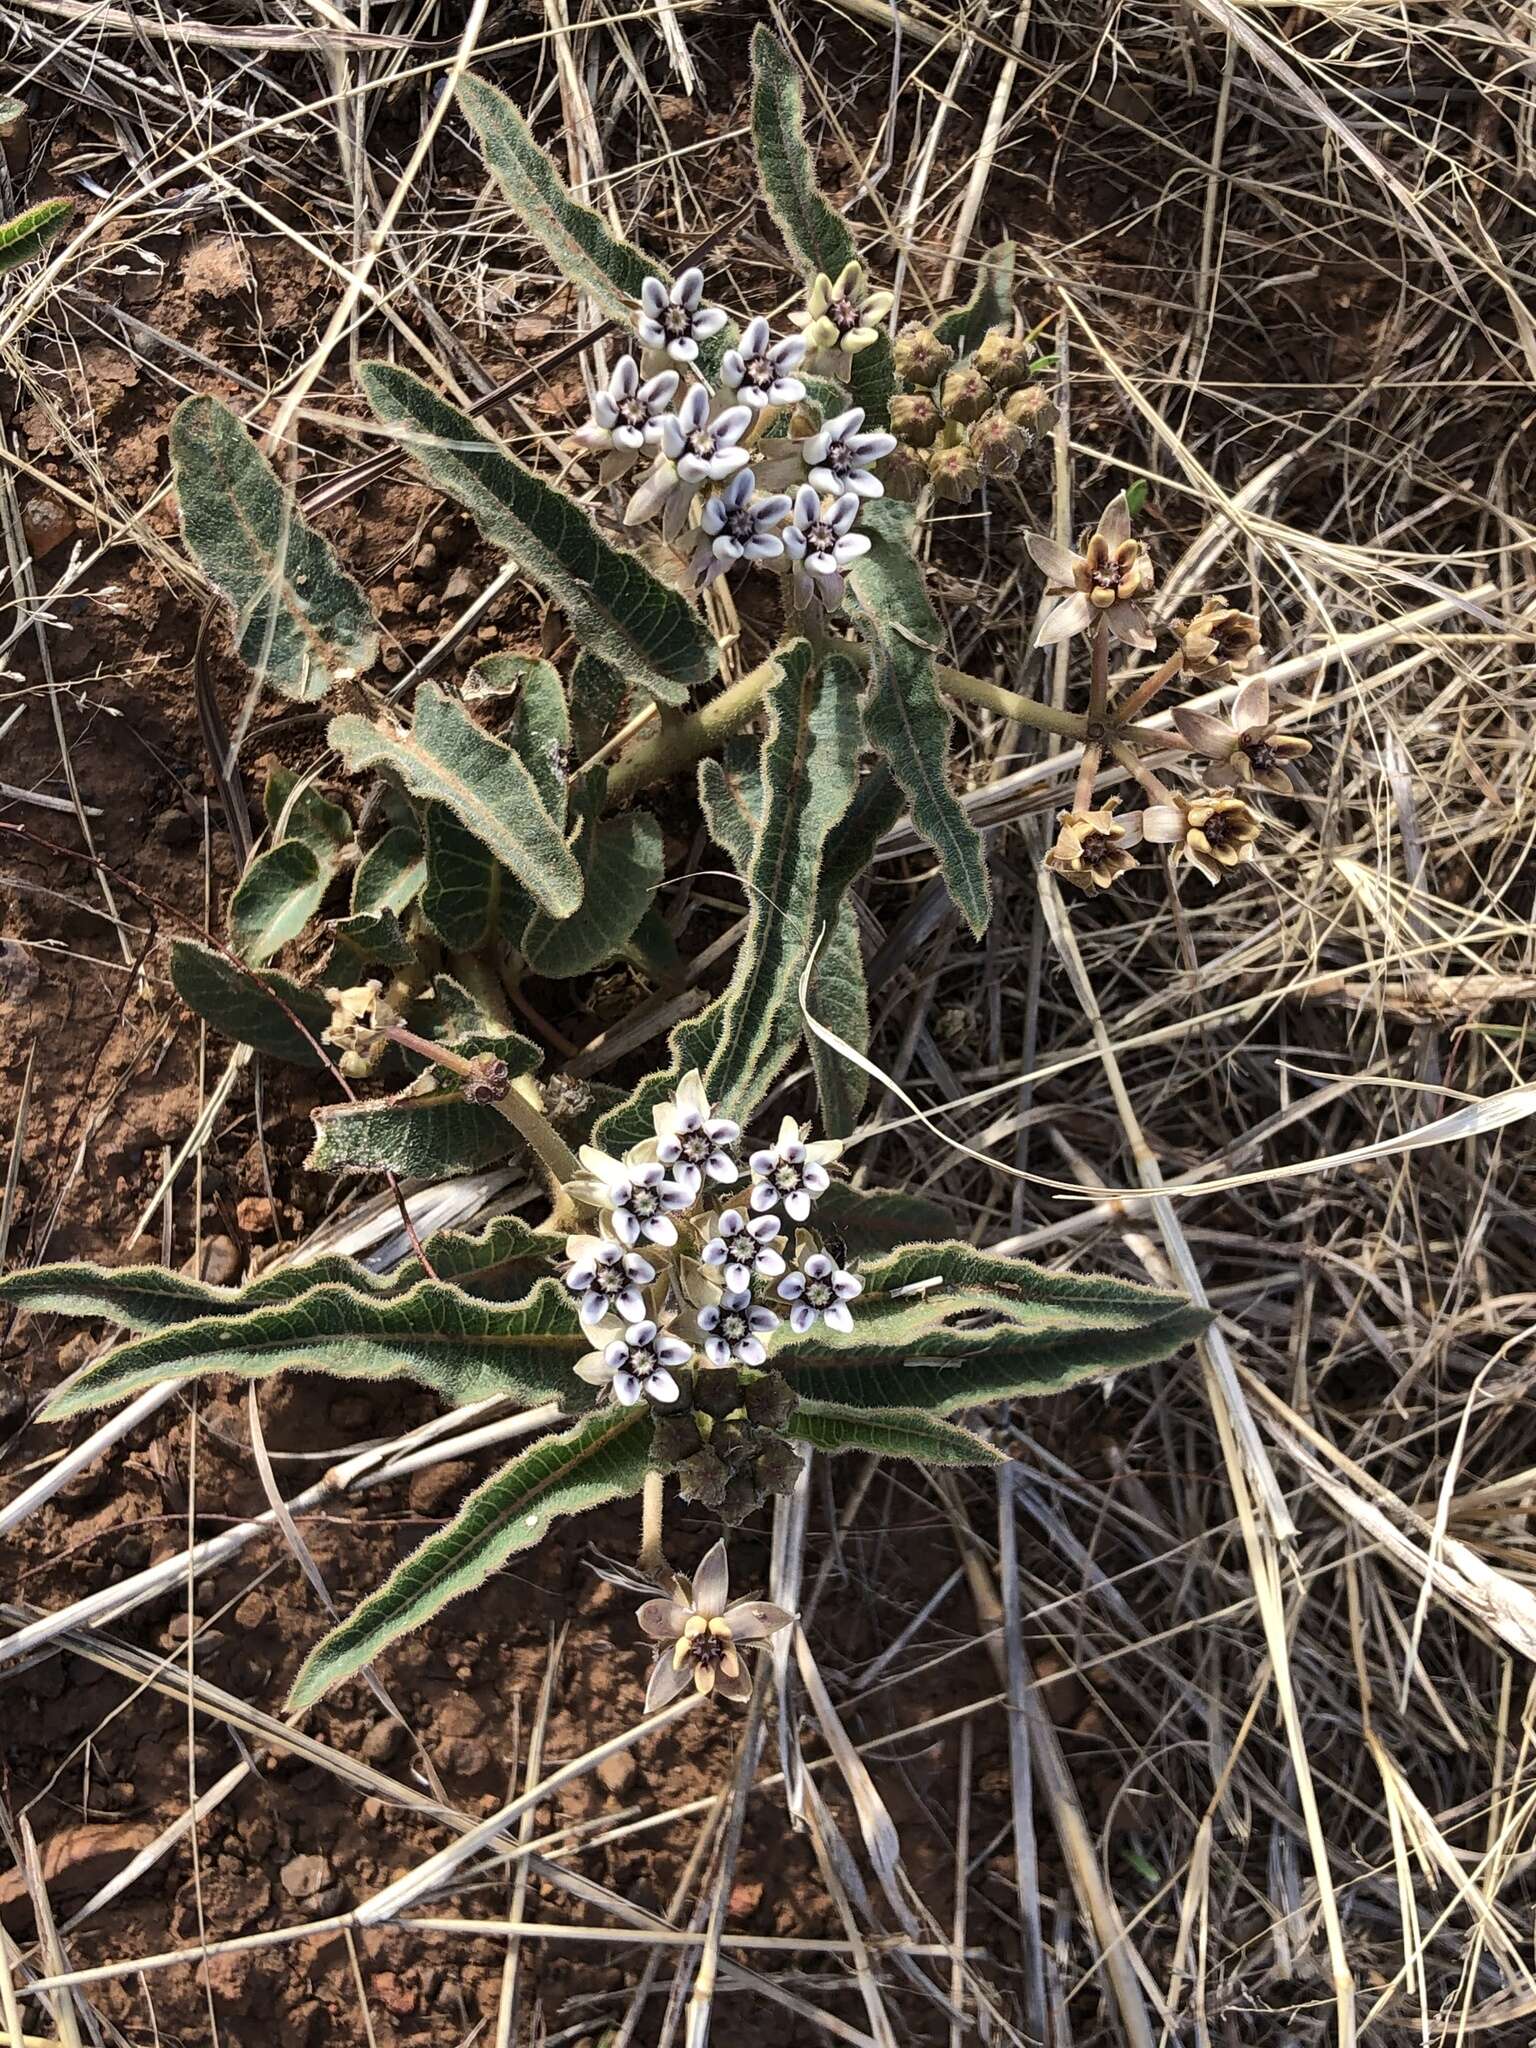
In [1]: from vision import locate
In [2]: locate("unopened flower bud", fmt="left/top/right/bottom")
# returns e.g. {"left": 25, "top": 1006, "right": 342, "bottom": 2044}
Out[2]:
{"left": 742, "top": 1370, "right": 797, "bottom": 1431}
{"left": 1004, "top": 383, "right": 1059, "bottom": 439}
{"left": 890, "top": 391, "right": 942, "bottom": 448}
{"left": 968, "top": 410, "right": 1029, "bottom": 477}
{"left": 974, "top": 329, "right": 1032, "bottom": 391}
{"left": 927, "top": 441, "right": 982, "bottom": 504}
{"left": 651, "top": 1413, "right": 705, "bottom": 1464}
{"left": 755, "top": 1437, "right": 806, "bottom": 1496}
{"left": 939, "top": 363, "right": 990, "bottom": 423}
{"left": 880, "top": 446, "right": 931, "bottom": 502}
{"left": 892, "top": 324, "right": 955, "bottom": 386}
{"left": 692, "top": 1367, "right": 743, "bottom": 1420}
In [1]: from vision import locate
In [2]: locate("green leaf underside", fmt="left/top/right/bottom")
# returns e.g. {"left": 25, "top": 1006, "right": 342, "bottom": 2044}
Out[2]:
{"left": 421, "top": 802, "right": 501, "bottom": 949}
{"left": 0, "top": 1216, "right": 556, "bottom": 1336}
{"left": 169, "top": 938, "right": 330, "bottom": 1065}
{"left": 795, "top": 1400, "right": 1001, "bottom": 1465}
{"left": 704, "top": 645, "right": 859, "bottom": 1121}
{"left": 934, "top": 242, "right": 1017, "bottom": 354}
{"left": 330, "top": 682, "right": 580, "bottom": 920}
{"left": 806, "top": 763, "right": 903, "bottom": 1135}
{"left": 522, "top": 812, "right": 663, "bottom": 978}
{"left": 39, "top": 1276, "right": 594, "bottom": 1421}
{"left": 328, "top": 908, "right": 415, "bottom": 968}
{"left": 307, "top": 1089, "right": 523, "bottom": 1179}
{"left": 850, "top": 502, "right": 991, "bottom": 936}
{"left": 748, "top": 30, "right": 893, "bottom": 428}
{"left": 472, "top": 654, "right": 570, "bottom": 824}
{"left": 229, "top": 840, "right": 330, "bottom": 964}
{"left": 359, "top": 363, "right": 711, "bottom": 706}
{"left": 352, "top": 826, "right": 425, "bottom": 917}
{"left": 170, "top": 396, "right": 378, "bottom": 702}
{"left": 264, "top": 768, "right": 352, "bottom": 857}
{"left": 0, "top": 197, "right": 72, "bottom": 275}
{"left": 457, "top": 76, "right": 655, "bottom": 323}
{"left": 288, "top": 1403, "right": 652, "bottom": 1707}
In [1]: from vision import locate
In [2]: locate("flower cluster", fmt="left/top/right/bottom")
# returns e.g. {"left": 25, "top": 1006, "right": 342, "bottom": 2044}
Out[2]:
{"left": 559, "top": 1074, "right": 861, "bottom": 1521}
{"left": 571, "top": 264, "right": 897, "bottom": 608}
{"left": 885, "top": 321, "right": 1057, "bottom": 504}
{"left": 1024, "top": 494, "right": 1312, "bottom": 895}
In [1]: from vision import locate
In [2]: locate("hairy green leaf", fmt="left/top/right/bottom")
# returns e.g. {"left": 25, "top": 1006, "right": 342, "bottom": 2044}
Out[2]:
{"left": 170, "top": 395, "right": 378, "bottom": 702}
{"left": 850, "top": 502, "right": 991, "bottom": 936}
{"left": 420, "top": 802, "right": 502, "bottom": 950}
{"left": 805, "top": 764, "right": 902, "bottom": 1134}
{"left": 457, "top": 76, "right": 655, "bottom": 323}
{"left": 289, "top": 1403, "right": 651, "bottom": 1706}
{"left": 0, "top": 1217, "right": 557, "bottom": 1337}
{"left": 308, "top": 1079, "right": 534, "bottom": 1179}
{"left": 352, "top": 825, "right": 424, "bottom": 916}
{"left": 330, "top": 682, "right": 580, "bottom": 919}
{"left": 704, "top": 645, "right": 859, "bottom": 1120}
{"left": 815, "top": 1182, "right": 958, "bottom": 1256}
{"left": 934, "top": 241, "right": 1017, "bottom": 353}
{"left": 795, "top": 1399, "right": 1002, "bottom": 1466}
{"left": 229, "top": 839, "right": 330, "bottom": 964}
{"left": 589, "top": 1004, "right": 726, "bottom": 1158}
{"left": 40, "top": 1275, "right": 594, "bottom": 1422}
{"left": 467, "top": 653, "right": 570, "bottom": 824}
{"left": 0, "top": 196, "right": 71, "bottom": 275}
{"left": 569, "top": 650, "right": 628, "bottom": 754}
{"left": 748, "top": 30, "right": 893, "bottom": 427}
{"left": 522, "top": 812, "right": 663, "bottom": 978}
{"left": 263, "top": 767, "right": 352, "bottom": 858}
{"left": 359, "top": 363, "right": 712, "bottom": 706}
{"left": 327, "top": 907, "right": 415, "bottom": 969}
{"left": 170, "top": 937, "right": 330, "bottom": 1065}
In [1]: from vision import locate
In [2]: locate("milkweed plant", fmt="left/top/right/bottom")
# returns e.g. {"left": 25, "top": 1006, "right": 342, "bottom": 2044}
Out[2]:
{"left": 3, "top": 31, "right": 1281, "bottom": 1713}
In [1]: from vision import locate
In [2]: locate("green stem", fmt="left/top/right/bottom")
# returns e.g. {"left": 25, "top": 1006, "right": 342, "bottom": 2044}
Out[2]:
{"left": 933, "top": 664, "right": 1090, "bottom": 739}
{"left": 605, "top": 655, "right": 780, "bottom": 804}
{"left": 639, "top": 1468, "right": 677, "bottom": 1591}
{"left": 378, "top": 1023, "right": 580, "bottom": 1196}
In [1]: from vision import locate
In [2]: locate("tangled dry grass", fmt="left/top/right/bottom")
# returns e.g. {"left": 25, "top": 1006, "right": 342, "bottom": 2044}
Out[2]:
{"left": 3, "top": 0, "right": 1536, "bottom": 2042}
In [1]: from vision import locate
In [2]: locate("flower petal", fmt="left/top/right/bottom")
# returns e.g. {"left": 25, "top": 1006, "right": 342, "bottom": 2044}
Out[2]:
{"left": 691, "top": 1539, "right": 731, "bottom": 1619}
{"left": 1035, "top": 591, "right": 1094, "bottom": 645}
{"left": 1096, "top": 493, "right": 1132, "bottom": 546}
{"left": 637, "top": 1597, "right": 689, "bottom": 1641}
{"left": 1025, "top": 533, "right": 1081, "bottom": 583}
{"left": 645, "top": 1650, "right": 694, "bottom": 1711}
{"left": 1232, "top": 674, "right": 1271, "bottom": 730}
{"left": 1171, "top": 707, "right": 1236, "bottom": 758}
{"left": 1139, "top": 804, "right": 1184, "bottom": 846}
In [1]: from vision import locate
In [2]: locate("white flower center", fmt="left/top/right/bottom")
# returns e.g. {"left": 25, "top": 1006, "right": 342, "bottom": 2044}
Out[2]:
{"left": 805, "top": 1277, "right": 835, "bottom": 1309}
{"left": 721, "top": 1311, "right": 749, "bottom": 1343}
{"left": 629, "top": 1187, "right": 660, "bottom": 1218}
{"left": 773, "top": 1162, "right": 802, "bottom": 1193}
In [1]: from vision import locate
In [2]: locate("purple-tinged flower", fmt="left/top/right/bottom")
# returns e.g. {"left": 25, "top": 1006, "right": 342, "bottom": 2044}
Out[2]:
{"left": 700, "top": 1208, "right": 786, "bottom": 1292}
{"left": 572, "top": 356, "right": 679, "bottom": 460}
{"left": 642, "top": 1070, "right": 742, "bottom": 1197}
{"left": 781, "top": 486, "right": 870, "bottom": 610}
{"left": 562, "top": 1235, "right": 655, "bottom": 1327}
{"left": 698, "top": 1288, "right": 780, "bottom": 1369}
{"left": 801, "top": 406, "right": 896, "bottom": 499}
{"left": 748, "top": 1114, "right": 841, "bottom": 1223}
{"left": 721, "top": 317, "right": 807, "bottom": 411}
{"left": 777, "top": 1243, "right": 862, "bottom": 1335}
{"left": 635, "top": 267, "right": 727, "bottom": 365}
{"left": 575, "top": 1318, "right": 691, "bottom": 1407}
{"left": 570, "top": 1145, "right": 691, "bottom": 1248}
{"left": 691, "top": 470, "right": 793, "bottom": 588}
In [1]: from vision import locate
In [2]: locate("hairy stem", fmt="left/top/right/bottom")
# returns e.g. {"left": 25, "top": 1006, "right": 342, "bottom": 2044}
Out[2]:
{"left": 378, "top": 1024, "right": 580, "bottom": 1197}
{"left": 605, "top": 655, "right": 780, "bottom": 803}
{"left": 639, "top": 1468, "right": 677, "bottom": 1591}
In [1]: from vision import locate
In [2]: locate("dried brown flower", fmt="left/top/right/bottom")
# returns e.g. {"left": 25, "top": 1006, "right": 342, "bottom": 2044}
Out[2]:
{"left": 1044, "top": 797, "right": 1140, "bottom": 892}
{"left": 636, "top": 1540, "right": 792, "bottom": 1709}
{"left": 1141, "top": 789, "right": 1262, "bottom": 885}
{"left": 1171, "top": 601, "right": 1264, "bottom": 680}
{"left": 1026, "top": 493, "right": 1155, "bottom": 649}
{"left": 1171, "top": 677, "right": 1311, "bottom": 795}
{"left": 321, "top": 981, "right": 399, "bottom": 1077}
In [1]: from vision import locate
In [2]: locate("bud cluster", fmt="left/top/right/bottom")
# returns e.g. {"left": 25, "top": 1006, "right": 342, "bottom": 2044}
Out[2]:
{"left": 560, "top": 1074, "right": 862, "bottom": 1518}
{"left": 887, "top": 322, "right": 1058, "bottom": 503}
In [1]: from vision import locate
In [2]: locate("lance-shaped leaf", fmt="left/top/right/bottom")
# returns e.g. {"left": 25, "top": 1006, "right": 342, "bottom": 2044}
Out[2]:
{"left": 749, "top": 29, "right": 894, "bottom": 427}
{"left": 589, "top": 1003, "right": 726, "bottom": 1158}
{"left": 39, "top": 1275, "right": 594, "bottom": 1422}
{"left": 264, "top": 767, "right": 352, "bottom": 858}
{"left": 330, "top": 682, "right": 581, "bottom": 919}
{"left": 804, "top": 764, "right": 902, "bottom": 1135}
{"left": 170, "top": 937, "right": 330, "bottom": 1065}
{"left": 850, "top": 501, "right": 991, "bottom": 937}
{"left": 359, "top": 363, "right": 712, "bottom": 706}
{"left": 352, "top": 825, "right": 424, "bottom": 916}
{"left": 522, "top": 811, "right": 663, "bottom": 979}
{"left": 795, "top": 1400, "right": 1002, "bottom": 1466}
{"left": 934, "top": 241, "right": 1017, "bottom": 353}
{"left": 814, "top": 1182, "right": 958, "bottom": 1256}
{"left": 0, "top": 196, "right": 71, "bottom": 275}
{"left": 308, "top": 1035, "right": 541, "bottom": 1180}
{"left": 457, "top": 76, "right": 654, "bottom": 323}
{"left": 229, "top": 839, "right": 330, "bottom": 964}
{"left": 288, "top": 1403, "right": 651, "bottom": 1707}
{"left": 0, "top": 1216, "right": 557, "bottom": 1336}
{"left": 704, "top": 645, "right": 859, "bottom": 1120}
{"left": 170, "top": 395, "right": 378, "bottom": 703}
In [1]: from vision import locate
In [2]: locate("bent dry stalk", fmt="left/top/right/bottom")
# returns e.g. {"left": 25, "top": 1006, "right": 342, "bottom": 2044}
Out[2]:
{"left": 1, "top": 26, "right": 1253, "bottom": 1718}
